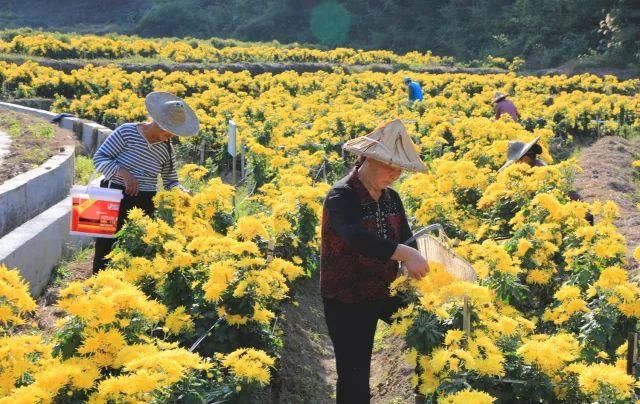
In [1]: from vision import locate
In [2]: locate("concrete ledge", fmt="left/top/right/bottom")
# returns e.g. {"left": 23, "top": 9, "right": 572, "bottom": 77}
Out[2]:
{"left": 0, "top": 101, "right": 57, "bottom": 121}
{"left": 0, "top": 102, "right": 113, "bottom": 296}
{"left": 81, "top": 122, "right": 111, "bottom": 155}
{"left": 0, "top": 146, "right": 74, "bottom": 237}
{"left": 0, "top": 197, "right": 91, "bottom": 296}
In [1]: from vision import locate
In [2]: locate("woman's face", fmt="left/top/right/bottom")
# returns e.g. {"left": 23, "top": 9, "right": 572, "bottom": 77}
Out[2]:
{"left": 368, "top": 159, "right": 402, "bottom": 188}
{"left": 152, "top": 121, "right": 176, "bottom": 142}
{"left": 518, "top": 154, "right": 535, "bottom": 166}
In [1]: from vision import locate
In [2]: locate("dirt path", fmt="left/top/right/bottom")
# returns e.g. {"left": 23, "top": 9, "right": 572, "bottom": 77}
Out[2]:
{"left": 267, "top": 273, "right": 337, "bottom": 404}
{"left": 573, "top": 135, "right": 640, "bottom": 269}
{"left": 268, "top": 271, "right": 414, "bottom": 404}
{"left": 32, "top": 249, "right": 94, "bottom": 338}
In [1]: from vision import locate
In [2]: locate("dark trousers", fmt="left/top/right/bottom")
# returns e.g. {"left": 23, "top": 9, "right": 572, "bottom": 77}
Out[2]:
{"left": 92, "top": 180, "right": 156, "bottom": 273}
{"left": 323, "top": 297, "right": 403, "bottom": 404}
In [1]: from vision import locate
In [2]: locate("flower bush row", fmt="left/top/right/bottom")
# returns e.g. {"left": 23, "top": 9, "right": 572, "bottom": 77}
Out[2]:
{"left": 0, "top": 57, "right": 638, "bottom": 402}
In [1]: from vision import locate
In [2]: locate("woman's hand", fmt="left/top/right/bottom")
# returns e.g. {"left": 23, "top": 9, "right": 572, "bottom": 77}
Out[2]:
{"left": 117, "top": 168, "right": 139, "bottom": 196}
{"left": 392, "top": 244, "right": 429, "bottom": 280}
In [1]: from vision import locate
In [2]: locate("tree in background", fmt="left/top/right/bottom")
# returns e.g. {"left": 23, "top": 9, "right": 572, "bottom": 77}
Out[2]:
{"left": 310, "top": 0, "right": 351, "bottom": 46}
{"left": 597, "top": 0, "right": 640, "bottom": 66}
{"left": 0, "top": 0, "right": 638, "bottom": 68}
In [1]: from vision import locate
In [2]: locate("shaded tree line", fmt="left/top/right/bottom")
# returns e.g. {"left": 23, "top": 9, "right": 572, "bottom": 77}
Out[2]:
{"left": 1, "top": 0, "right": 638, "bottom": 68}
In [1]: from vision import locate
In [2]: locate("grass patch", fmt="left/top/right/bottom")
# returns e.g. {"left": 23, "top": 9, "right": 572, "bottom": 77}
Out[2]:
{"left": 30, "top": 123, "right": 54, "bottom": 139}
{"left": 373, "top": 321, "right": 393, "bottom": 353}
{"left": 0, "top": 113, "right": 23, "bottom": 137}
{"left": 49, "top": 246, "right": 93, "bottom": 287}
{"left": 22, "top": 148, "right": 50, "bottom": 165}
{"left": 75, "top": 155, "right": 95, "bottom": 185}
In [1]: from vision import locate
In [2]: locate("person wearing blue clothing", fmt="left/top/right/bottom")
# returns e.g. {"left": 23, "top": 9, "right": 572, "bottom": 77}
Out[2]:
{"left": 403, "top": 77, "right": 423, "bottom": 102}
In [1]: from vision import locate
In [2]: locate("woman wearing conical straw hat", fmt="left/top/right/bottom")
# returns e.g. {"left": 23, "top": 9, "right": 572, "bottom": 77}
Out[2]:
{"left": 92, "top": 91, "right": 199, "bottom": 273}
{"left": 493, "top": 91, "right": 520, "bottom": 122}
{"left": 498, "top": 136, "right": 547, "bottom": 172}
{"left": 321, "top": 119, "right": 428, "bottom": 403}
{"left": 498, "top": 136, "right": 594, "bottom": 224}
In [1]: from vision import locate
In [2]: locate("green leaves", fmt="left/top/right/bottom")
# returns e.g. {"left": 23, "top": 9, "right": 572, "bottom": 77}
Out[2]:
{"left": 406, "top": 309, "right": 445, "bottom": 354}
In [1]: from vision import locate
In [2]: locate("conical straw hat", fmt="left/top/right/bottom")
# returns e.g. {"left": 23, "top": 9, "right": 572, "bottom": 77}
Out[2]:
{"left": 493, "top": 91, "right": 508, "bottom": 103}
{"left": 343, "top": 119, "right": 427, "bottom": 172}
{"left": 498, "top": 136, "right": 542, "bottom": 172}
{"left": 145, "top": 91, "right": 200, "bottom": 137}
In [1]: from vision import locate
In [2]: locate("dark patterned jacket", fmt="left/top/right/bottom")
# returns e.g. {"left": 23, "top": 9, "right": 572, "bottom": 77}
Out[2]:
{"left": 320, "top": 169, "right": 415, "bottom": 303}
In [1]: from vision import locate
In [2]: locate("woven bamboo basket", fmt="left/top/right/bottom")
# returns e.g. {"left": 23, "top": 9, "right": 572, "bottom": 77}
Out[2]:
{"left": 404, "top": 224, "right": 477, "bottom": 338}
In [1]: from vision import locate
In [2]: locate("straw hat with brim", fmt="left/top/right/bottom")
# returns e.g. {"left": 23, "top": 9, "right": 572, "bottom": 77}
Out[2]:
{"left": 343, "top": 119, "right": 427, "bottom": 173}
{"left": 145, "top": 91, "right": 199, "bottom": 137}
{"left": 493, "top": 92, "right": 508, "bottom": 103}
{"left": 498, "top": 136, "right": 543, "bottom": 172}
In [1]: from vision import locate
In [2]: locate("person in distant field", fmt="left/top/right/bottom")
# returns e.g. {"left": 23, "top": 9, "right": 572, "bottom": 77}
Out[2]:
{"left": 493, "top": 92, "right": 520, "bottom": 122}
{"left": 499, "top": 136, "right": 593, "bottom": 225}
{"left": 403, "top": 77, "right": 423, "bottom": 102}
{"left": 92, "top": 91, "right": 199, "bottom": 273}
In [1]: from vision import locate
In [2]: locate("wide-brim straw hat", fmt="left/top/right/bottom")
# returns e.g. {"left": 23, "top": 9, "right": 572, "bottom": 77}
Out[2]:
{"left": 498, "top": 136, "right": 543, "bottom": 172}
{"left": 145, "top": 91, "right": 199, "bottom": 137}
{"left": 493, "top": 92, "right": 508, "bottom": 103}
{"left": 343, "top": 119, "right": 427, "bottom": 173}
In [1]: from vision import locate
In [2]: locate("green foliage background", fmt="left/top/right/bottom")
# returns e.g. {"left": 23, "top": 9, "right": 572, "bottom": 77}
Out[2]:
{"left": 0, "top": 0, "right": 638, "bottom": 68}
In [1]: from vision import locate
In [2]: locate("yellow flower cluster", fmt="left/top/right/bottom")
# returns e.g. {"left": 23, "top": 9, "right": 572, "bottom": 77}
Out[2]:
{"left": 0, "top": 264, "right": 36, "bottom": 329}
{"left": 0, "top": 37, "right": 637, "bottom": 401}
{"left": 0, "top": 31, "right": 452, "bottom": 66}
{"left": 221, "top": 348, "right": 275, "bottom": 385}
{"left": 439, "top": 389, "right": 496, "bottom": 404}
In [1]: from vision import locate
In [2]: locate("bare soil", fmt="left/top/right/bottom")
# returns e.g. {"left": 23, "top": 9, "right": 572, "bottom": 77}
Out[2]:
{"left": 31, "top": 248, "right": 94, "bottom": 339}
{"left": 267, "top": 273, "right": 337, "bottom": 404}
{"left": 0, "top": 109, "right": 77, "bottom": 185}
{"left": 262, "top": 271, "right": 415, "bottom": 404}
{"left": 573, "top": 135, "right": 640, "bottom": 269}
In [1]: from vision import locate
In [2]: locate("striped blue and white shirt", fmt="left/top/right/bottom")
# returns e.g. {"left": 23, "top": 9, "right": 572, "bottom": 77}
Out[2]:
{"left": 93, "top": 123, "right": 180, "bottom": 192}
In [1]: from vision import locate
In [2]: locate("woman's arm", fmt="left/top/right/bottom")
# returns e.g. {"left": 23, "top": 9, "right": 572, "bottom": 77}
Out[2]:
{"left": 325, "top": 187, "right": 427, "bottom": 278}
{"left": 160, "top": 141, "right": 182, "bottom": 190}
{"left": 325, "top": 187, "right": 398, "bottom": 260}
{"left": 93, "top": 128, "right": 126, "bottom": 180}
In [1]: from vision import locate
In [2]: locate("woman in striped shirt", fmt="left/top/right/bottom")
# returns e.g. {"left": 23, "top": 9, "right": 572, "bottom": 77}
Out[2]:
{"left": 92, "top": 91, "right": 199, "bottom": 272}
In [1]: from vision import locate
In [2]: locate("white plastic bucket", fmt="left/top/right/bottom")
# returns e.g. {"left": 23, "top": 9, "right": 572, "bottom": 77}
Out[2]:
{"left": 70, "top": 185, "right": 123, "bottom": 238}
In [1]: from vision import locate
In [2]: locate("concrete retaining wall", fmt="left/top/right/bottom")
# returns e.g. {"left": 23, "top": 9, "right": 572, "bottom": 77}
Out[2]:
{"left": 0, "top": 102, "right": 57, "bottom": 121}
{"left": 0, "top": 197, "right": 91, "bottom": 296}
{"left": 0, "top": 145, "right": 74, "bottom": 238}
{"left": 0, "top": 102, "right": 113, "bottom": 296}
